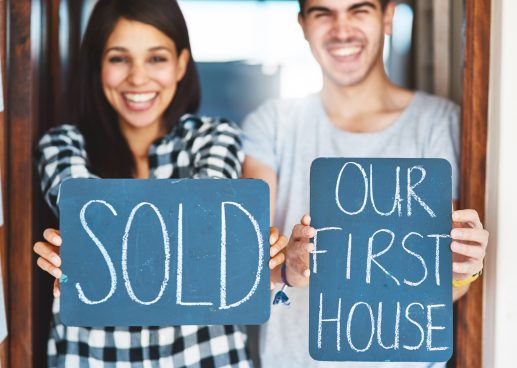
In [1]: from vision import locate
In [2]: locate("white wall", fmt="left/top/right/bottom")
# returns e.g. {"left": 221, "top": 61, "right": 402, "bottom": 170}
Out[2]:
{"left": 484, "top": 0, "right": 517, "bottom": 367}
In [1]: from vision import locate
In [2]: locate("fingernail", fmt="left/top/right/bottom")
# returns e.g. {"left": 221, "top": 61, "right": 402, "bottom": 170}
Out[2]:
{"left": 53, "top": 236, "right": 62, "bottom": 245}
{"left": 270, "top": 282, "right": 275, "bottom": 290}
{"left": 51, "top": 256, "right": 60, "bottom": 266}
{"left": 269, "top": 260, "right": 276, "bottom": 269}
{"left": 304, "top": 269, "right": 310, "bottom": 278}
{"left": 306, "top": 244, "right": 314, "bottom": 252}
{"left": 270, "top": 247, "right": 278, "bottom": 257}
{"left": 52, "top": 269, "right": 61, "bottom": 278}
{"left": 452, "top": 212, "right": 459, "bottom": 221}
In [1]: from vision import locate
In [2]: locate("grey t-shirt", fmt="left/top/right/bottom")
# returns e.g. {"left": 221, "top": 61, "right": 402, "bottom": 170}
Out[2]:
{"left": 241, "top": 91, "right": 460, "bottom": 368}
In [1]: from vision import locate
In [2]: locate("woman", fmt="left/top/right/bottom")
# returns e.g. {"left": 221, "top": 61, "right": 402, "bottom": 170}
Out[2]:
{"left": 33, "top": 0, "right": 287, "bottom": 366}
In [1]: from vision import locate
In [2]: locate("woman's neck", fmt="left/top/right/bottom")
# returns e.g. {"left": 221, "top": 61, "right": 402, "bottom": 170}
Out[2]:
{"left": 118, "top": 119, "right": 166, "bottom": 179}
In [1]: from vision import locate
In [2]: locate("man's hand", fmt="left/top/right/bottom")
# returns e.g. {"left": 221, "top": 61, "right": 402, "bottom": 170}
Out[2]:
{"left": 284, "top": 214, "right": 315, "bottom": 288}
{"left": 451, "top": 209, "right": 488, "bottom": 300}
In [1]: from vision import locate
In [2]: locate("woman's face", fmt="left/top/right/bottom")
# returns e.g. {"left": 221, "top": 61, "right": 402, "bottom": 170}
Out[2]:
{"left": 101, "top": 18, "right": 189, "bottom": 132}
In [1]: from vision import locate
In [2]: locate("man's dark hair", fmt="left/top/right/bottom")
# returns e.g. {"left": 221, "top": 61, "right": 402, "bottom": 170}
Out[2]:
{"left": 74, "top": 0, "right": 200, "bottom": 178}
{"left": 298, "top": 0, "right": 391, "bottom": 13}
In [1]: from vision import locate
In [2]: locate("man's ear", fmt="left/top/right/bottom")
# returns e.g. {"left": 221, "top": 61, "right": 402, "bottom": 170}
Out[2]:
{"left": 176, "top": 48, "right": 190, "bottom": 82}
{"left": 298, "top": 12, "right": 309, "bottom": 41}
{"left": 383, "top": 2, "right": 396, "bottom": 36}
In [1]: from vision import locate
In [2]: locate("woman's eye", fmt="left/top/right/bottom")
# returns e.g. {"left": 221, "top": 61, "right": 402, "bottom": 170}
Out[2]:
{"left": 149, "top": 56, "right": 167, "bottom": 63}
{"left": 108, "top": 56, "right": 128, "bottom": 63}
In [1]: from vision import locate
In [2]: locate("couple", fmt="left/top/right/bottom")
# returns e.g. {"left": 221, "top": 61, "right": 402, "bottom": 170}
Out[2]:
{"left": 33, "top": 0, "right": 488, "bottom": 367}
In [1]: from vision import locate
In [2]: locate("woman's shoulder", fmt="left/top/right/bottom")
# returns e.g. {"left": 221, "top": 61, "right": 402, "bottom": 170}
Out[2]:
{"left": 178, "top": 114, "right": 239, "bottom": 134}
{"left": 38, "top": 124, "right": 85, "bottom": 146}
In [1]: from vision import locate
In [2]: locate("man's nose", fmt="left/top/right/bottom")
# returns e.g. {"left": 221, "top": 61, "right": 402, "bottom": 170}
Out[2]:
{"left": 330, "top": 13, "right": 354, "bottom": 39}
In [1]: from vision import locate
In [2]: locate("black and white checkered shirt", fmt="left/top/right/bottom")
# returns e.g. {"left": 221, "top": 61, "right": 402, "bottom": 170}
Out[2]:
{"left": 35, "top": 115, "right": 251, "bottom": 367}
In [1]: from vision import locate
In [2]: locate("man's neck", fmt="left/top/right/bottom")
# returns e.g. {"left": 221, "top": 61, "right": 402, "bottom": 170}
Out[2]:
{"left": 320, "top": 71, "right": 414, "bottom": 133}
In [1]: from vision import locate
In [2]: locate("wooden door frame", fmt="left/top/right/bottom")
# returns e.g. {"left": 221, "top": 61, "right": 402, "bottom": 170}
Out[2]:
{"left": 453, "top": 0, "right": 490, "bottom": 367}
{"left": 3, "top": 0, "right": 489, "bottom": 366}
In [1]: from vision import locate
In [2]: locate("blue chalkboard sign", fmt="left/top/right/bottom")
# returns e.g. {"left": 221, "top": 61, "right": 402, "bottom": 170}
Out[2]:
{"left": 58, "top": 179, "right": 270, "bottom": 326}
{"left": 309, "top": 158, "right": 453, "bottom": 362}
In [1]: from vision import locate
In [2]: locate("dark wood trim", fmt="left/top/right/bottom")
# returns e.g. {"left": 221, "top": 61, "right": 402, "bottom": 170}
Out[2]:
{"left": 454, "top": 0, "right": 491, "bottom": 367}
{"left": 0, "top": 0, "right": 8, "bottom": 364}
{"left": 7, "top": 0, "right": 37, "bottom": 365}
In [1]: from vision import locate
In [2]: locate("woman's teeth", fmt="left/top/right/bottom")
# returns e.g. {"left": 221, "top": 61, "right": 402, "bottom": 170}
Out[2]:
{"left": 123, "top": 92, "right": 158, "bottom": 103}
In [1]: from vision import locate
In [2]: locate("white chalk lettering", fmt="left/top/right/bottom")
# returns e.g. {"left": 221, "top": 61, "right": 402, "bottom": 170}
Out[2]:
{"left": 402, "top": 232, "right": 428, "bottom": 287}
{"left": 318, "top": 293, "right": 342, "bottom": 351}
{"left": 335, "top": 162, "right": 368, "bottom": 215}
{"left": 426, "top": 304, "right": 448, "bottom": 351}
{"left": 366, "top": 229, "right": 400, "bottom": 285}
{"left": 311, "top": 227, "right": 342, "bottom": 274}
{"left": 369, "top": 165, "right": 402, "bottom": 216}
{"left": 176, "top": 203, "right": 212, "bottom": 306}
{"left": 427, "top": 234, "right": 450, "bottom": 286}
{"left": 122, "top": 202, "right": 170, "bottom": 305}
{"left": 77, "top": 200, "right": 118, "bottom": 305}
{"left": 219, "top": 202, "right": 264, "bottom": 309}
{"left": 403, "top": 302, "right": 425, "bottom": 350}
{"left": 377, "top": 301, "right": 400, "bottom": 350}
{"left": 347, "top": 302, "right": 375, "bottom": 352}
{"left": 407, "top": 166, "right": 436, "bottom": 218}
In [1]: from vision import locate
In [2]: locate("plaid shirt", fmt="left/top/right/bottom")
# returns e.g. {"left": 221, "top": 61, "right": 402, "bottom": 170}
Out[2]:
{"left": 35, "top": 115, "right": 251, "bottom": 368}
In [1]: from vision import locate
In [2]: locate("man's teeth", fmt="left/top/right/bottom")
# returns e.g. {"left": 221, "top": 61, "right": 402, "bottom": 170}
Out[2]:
{"left": 330, "top": 47, "right": 361, "bottom": 57}
{"left": 124, "top": 92, "right": 157, "bottom": 103}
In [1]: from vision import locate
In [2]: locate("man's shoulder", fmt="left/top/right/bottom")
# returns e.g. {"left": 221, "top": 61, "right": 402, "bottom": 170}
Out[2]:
{"left": 244, "top": 94, "right": 319, "bottom": 125}
{"left": 412, "top": 91, "right": 460, "bottom": 118}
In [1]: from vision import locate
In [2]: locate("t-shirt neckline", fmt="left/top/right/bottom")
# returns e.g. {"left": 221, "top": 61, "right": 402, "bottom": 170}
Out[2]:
{"left": 315, "top": 91, "right": 421, "bottom": 138}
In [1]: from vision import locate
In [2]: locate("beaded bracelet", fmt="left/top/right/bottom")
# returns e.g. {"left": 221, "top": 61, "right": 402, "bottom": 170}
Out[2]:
{"left": 452, "top": 271, "right": 481, "bottom": 288}
{"left": 272, "top": 264, "right": 291, "bottom": 306}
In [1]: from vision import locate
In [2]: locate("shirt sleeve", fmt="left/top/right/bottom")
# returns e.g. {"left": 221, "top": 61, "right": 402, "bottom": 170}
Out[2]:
{"left": 240, "top": 100, "right": 278, "bottom": 172}
{"left": 34, "top": 124, "right": 98, "bottom": 215}
{"left": 190, "top": 118, "right": 245, "bottom": 179}
{"left": 425, "top": 100, "right": 461, "bottom": 200}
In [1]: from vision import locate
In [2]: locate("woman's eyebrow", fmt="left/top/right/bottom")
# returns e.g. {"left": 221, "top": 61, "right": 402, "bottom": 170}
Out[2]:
{"left": 104, "top": 46, "right": 128, "bottom": 53}
{"left": 148, "top": 46, "right": 173, "bottom": 53}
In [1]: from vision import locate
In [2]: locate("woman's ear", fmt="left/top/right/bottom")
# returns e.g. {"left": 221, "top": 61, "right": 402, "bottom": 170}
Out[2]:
{"left": 176, "top": 49, "right": 190, "bottom": 82}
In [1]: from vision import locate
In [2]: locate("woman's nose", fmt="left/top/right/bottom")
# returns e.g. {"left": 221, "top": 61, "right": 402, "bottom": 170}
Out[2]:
{"left": 128, "top": 62, "right": 148, "bottom": 86}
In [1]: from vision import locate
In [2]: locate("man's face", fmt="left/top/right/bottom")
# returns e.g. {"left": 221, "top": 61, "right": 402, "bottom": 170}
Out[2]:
{"left": 299, "top": 0, "right": 394, "bottom": 88}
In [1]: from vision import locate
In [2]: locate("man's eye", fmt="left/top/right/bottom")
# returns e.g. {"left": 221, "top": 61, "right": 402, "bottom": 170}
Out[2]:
{"left": 353, "top": 8, "right": 369, "bottom": 15}
{"left": 314, "top": 12, "right": 330, "bottom": 18}
{"left": 108, "top": 56, "right": 128, "bottom": 63}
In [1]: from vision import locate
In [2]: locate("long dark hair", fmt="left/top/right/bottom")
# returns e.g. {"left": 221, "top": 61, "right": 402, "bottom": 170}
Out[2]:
{"left": 76, "top": 0, "right": 200, "bottom": 178}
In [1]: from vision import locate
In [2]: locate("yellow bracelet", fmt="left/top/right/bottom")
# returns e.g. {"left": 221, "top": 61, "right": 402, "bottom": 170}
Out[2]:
{"left": 452, "top": 272, "right": 481, "bottom": 288}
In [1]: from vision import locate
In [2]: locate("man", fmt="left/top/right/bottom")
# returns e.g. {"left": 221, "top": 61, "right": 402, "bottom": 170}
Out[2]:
{"left": 242, "top": 0, "right": 488, "bottom": 367}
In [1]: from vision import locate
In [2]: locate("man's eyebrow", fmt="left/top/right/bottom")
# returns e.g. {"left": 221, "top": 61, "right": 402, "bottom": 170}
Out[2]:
{"left": 305, "top": 6, "right": 332, "bottom": 16}
{"left": 348, "top": 1, "right": 377, "bottom": 12}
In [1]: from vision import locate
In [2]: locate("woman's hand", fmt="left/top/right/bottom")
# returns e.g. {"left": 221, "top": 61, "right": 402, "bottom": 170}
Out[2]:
{"left": 284, "top": 214, "right": 315, "bottom": 288}
{"left": 33, "top": 228, "right": 63, "bottom": 297}
{"left": 269, "top": 227, "right": 288, "bottom": 289}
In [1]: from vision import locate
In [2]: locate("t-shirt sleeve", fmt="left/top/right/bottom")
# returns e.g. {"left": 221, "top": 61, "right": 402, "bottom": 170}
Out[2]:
{"left": 425, "top": 100, "right": 461, "bottom": 200}
{"left": 34, "top": 124, "right": 98, "bottom": 216}
{"left": 191, "top": 118, "right": 245, "bottom": 179}
{"left": 241, "top": 100, "right": 278, "bottom": 172}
